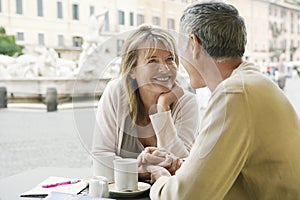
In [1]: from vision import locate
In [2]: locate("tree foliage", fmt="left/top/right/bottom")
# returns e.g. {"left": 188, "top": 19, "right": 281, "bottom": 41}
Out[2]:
{"left": 0, "top": 26, "right": 24, "bottom": 56}
{"left": 0, "top": 27, "right": 6, "bottom": 34}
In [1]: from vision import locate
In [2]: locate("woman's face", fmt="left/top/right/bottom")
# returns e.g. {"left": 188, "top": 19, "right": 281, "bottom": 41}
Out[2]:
{"left": 131, "top": 45, "right": 177, "bottom": 94}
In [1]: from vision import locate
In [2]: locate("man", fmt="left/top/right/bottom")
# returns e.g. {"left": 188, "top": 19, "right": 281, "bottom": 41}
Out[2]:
{"left": 276, "top": 54, "right": 287, "bottom": 90}
{"left": 146, "top": 2, "right": 300, "bottom": 199}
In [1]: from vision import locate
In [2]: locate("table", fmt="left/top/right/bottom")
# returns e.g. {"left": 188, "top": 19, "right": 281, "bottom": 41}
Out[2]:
{"left": 0, "top": 167, "right": 150, "bottom": 200}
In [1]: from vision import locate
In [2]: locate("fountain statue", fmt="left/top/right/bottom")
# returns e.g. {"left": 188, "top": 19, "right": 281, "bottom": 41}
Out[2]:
{"left": 0, "top": 47, "right": 76, "bottom": 78}
{"left": 77, "top": 9, "right": 112, "bottom": 79}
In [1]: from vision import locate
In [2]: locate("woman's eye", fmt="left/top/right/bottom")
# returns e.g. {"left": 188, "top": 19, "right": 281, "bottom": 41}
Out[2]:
{"left": 148, "top": 59, "right": 157, "bottom": 63}
{"left": 167, "top": 57, "right": 175, "bottom": 62}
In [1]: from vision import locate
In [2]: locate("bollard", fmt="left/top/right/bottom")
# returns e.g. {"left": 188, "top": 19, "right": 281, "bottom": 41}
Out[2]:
{"left": 0, "top": 86, "right": 7, "bottom": 108}
{"left": 46, "top": 87, "right": 58, "bottom": 112}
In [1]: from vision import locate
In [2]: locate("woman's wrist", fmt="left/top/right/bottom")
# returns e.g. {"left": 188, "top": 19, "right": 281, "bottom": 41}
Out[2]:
{"left": 157, "top": 103, "right": 170, "bottom": 112}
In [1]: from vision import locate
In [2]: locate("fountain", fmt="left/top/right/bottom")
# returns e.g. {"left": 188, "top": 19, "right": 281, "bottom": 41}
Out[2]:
{"left": 0, "top": 10, "right": 115, "bottom": 111}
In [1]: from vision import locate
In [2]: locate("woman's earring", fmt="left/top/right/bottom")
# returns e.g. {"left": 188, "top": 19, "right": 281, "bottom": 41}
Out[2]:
{"left": 129, "top": 68, "right": 136, "bottom": 79}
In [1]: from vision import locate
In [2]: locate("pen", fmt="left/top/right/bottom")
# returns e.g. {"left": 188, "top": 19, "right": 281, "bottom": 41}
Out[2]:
{"left": 41, "top": 180, "right": 81, "bottom": 188}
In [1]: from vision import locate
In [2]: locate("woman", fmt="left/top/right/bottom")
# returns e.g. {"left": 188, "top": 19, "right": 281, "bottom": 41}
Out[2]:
{"left": 92, "top": 25, "right": 199, "bottom": 160}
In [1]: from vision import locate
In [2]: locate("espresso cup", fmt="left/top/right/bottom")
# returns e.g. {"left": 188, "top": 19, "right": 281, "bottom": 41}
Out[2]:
{"left": 88, "top": 176, "right": 109, "bottom": 198}
{"left": 92, "top": 152, "right": 115, "bottom": 183}
{"left": 113, "top": 158, "right": 138, "bottom": 191}
{"left": 88, "top": 178, "right": 100, "bottom": 197}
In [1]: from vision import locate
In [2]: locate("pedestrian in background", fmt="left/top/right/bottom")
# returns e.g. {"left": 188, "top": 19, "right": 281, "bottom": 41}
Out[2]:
{"left": 277, "top": 54, "right": 288, "bottom": 89}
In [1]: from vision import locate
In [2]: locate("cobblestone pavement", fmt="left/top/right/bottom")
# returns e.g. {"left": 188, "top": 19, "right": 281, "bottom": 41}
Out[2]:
{"left": 0, "top": 78, "right": 299, "bottom": 180}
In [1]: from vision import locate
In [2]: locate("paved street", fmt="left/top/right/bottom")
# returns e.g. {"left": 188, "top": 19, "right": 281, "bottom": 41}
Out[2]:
{"left": 0, "top": 107, "right": 97, "bottom": 179}
{"left": 0, "top": 78, "right": 299, "bottom": 180}
{"left": 284, "top": 78, "right": 300, "bottom": 116}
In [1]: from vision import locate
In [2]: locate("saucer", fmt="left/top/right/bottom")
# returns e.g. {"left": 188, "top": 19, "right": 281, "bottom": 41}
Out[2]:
{"left": 108, "top": 182, "right": 151, "bottom": 198}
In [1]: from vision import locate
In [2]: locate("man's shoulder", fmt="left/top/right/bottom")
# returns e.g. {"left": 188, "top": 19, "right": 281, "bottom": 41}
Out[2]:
{"left": 220, "top": 62, "right": 262, "bottom": 94}
{"left": 219, "top": 76, "right": 245, "bottom": 94}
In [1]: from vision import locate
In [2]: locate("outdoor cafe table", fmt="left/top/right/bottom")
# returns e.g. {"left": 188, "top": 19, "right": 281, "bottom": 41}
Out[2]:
{"left": 0, "top": 167, "right": 150, "bottom": 200}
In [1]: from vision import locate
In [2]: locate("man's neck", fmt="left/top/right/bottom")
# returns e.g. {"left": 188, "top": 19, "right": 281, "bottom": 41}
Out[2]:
{"left": 216, "top": 57, "right": 243, "bottom": 80}
{"left": 206, "top": 57, "right": 243, "bottom": 91}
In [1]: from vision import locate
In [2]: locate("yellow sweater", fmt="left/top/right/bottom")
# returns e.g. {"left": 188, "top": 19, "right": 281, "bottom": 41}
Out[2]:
{"left": 150, "top": 62, "right": 300, "bottom": 200}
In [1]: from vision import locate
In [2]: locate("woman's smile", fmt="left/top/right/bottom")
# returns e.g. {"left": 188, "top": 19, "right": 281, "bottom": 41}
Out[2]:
{"left": 152, "top": 76, "right": 172, "bottom": 82}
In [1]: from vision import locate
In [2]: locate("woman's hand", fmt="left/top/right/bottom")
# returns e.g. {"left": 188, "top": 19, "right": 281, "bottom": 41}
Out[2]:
{"left": 137, "top": 147, "right": 183, "bottom": 176}
{"left": 157, "top": 82, "right": 184, "bottom": 112}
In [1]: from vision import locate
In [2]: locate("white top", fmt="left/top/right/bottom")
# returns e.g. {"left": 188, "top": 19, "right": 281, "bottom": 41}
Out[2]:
{"left": 92, "top": 78, "right": 200, "bottom": 158}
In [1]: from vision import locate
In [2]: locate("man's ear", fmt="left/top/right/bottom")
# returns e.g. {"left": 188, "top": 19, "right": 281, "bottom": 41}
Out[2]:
{"left": 190, "top": 34, "right": 201, "bottom": 59}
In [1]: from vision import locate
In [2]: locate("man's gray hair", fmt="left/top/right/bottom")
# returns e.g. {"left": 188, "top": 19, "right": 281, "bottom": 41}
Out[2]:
{"left": 180, "top": 2, "right": 247, "bottom": 61}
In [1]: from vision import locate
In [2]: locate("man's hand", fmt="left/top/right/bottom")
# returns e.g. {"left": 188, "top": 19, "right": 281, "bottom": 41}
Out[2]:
{"left": 145, "top": 165, "right": 171, "bottom": 183}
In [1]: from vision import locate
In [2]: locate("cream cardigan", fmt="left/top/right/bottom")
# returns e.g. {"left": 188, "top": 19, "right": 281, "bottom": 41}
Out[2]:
{"left": 92, "top": 78, "right": 200, "bottom": 158}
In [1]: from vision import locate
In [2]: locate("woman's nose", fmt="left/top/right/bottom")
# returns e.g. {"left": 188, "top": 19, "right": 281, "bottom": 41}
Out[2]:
{"left": 158, "top": 63, "right": 170, "bottom": 73}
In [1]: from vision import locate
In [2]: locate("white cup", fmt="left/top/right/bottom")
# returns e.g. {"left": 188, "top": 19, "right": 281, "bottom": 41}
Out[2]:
{"left": 92, "top": 152, "right": 115, "bottom": 183}
{"left": 88, "top": 176, "right": 109, "bottom": 198}
{"left": 114, "top": 158, "right": 138, "bottom": 192}
{"left": 88, "top": 178, "right": 100, "bottom": 198}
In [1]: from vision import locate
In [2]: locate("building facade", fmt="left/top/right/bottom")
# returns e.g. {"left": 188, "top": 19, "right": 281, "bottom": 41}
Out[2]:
{"left": 0, "top": 0, "right": 299, "bottom": 66}
{"left": 0, "top": 0, "right": 189, "bottom": 61}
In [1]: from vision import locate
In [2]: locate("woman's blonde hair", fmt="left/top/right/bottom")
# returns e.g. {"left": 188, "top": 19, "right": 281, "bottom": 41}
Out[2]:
{"left": 119, "top": 24, "right": 179, "bottom": 124}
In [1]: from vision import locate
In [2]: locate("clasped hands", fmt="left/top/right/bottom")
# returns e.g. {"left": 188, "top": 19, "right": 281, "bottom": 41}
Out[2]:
{"left": 137, "top": 147, "right": 183, "bottom": 183}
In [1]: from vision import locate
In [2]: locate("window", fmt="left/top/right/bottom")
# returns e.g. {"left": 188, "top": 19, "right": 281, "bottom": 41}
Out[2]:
{"left": 167, "top": 18, "right": 175, "bottom": 30}
{"left": 16, "top": 0, "right": 23, "bottom": 14}
{"left": 280, "top": 39, "right": 286, "bottom": 50}
{"left": 89, "top": 5, "right": 94, "bottom": 16}
{"left": 37, "top": 0, "right": 43, "bottom": 16}
{"left": 280, "top": 9, "right": 285, "bottom": 18}
{"left": 57, "top": 1, "right": 63, "bottom": 19}
{"left": 72, "top": 36, "right": 83, "bottom": 47}
{"left": 129, "top": 12, "right": 134, "bottom": 26}
{"left": 72, "top": 4, "right": 79, "bottom": 20}
{"left": 153, "top": 16, "right": 160, "bottom": 26}
{"left": 38, "top": 33, "right": 45, "bottom": 45}
{"left": 118, "top": 10, "right": 125, "bottom": 25}
{"left": 104, "top": 11, "right": 109, "bottom": 31}
{"left": 58, "top": 34, "right": 64, "bottom": 46}
{"left": 117, "top": 39, "right": 124, "bottom": 56}
{"left": 137, "top": 14, "right": 144, "bottom": 26}
{"left": 16, "top": 32, "right": 24, "bottom": 41}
